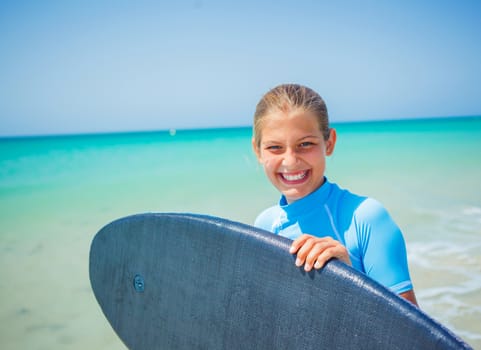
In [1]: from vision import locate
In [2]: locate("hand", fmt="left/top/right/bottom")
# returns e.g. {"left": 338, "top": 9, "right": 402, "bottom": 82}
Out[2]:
{"left": 289, "top": 234, "right": 352, "bottom": 272}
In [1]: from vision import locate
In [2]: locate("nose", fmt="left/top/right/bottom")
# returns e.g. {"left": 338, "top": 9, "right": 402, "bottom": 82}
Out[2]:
{"left": 282, "top": 148, "right": 298, "bottom": 167}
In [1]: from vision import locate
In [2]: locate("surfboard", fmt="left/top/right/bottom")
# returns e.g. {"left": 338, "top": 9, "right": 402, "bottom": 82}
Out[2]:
{"left": 89, "top": 213, "right": 472, "bottom": 349}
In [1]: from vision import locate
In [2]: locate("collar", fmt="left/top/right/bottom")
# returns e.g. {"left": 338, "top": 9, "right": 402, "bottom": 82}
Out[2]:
{"left": 279, "top": 177, "right": 332, "bottom": 218}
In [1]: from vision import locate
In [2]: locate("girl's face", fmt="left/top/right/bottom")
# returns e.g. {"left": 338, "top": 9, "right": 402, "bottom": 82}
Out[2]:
{"left": 253, "top": 109, "right": 336, "bottom": 203}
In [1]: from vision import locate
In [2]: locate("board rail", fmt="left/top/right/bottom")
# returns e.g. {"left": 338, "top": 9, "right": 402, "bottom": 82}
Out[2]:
{"left": 89, "top": 213, "right": 472, "bottom": 350}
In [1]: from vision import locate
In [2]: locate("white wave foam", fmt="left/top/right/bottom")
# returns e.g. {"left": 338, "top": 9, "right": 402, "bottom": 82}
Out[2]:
{"left": 462, "top": 206, "right": 481, "bottom": 216}
{"left": 408, "top": 238, "right": 481, "bottom": 345}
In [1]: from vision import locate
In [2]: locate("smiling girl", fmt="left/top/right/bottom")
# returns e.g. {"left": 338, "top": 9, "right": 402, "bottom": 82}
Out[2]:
{"left": 252, "top": 84, "right": 418, "bottom": 305}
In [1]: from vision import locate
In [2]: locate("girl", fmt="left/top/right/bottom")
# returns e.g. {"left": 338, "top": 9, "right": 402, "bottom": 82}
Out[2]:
{"left": 252, "top": 83, "right": 418, "bottom": 305}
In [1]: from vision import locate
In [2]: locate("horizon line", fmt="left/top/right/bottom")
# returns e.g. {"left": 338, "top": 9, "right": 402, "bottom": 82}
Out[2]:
{"left": 1, "top": 114, "right": 480, "bottom": 140}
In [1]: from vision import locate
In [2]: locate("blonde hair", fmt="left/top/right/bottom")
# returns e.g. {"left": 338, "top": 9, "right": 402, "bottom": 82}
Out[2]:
{"left": 253, "top": 84, "right": 330, "bottom": 147}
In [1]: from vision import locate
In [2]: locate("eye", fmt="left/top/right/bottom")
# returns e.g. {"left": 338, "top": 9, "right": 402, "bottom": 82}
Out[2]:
{"left": 263, "top": 144, "right": 283, "bottom": 154}
{"left": 299, "top": 141, "right": 314, "bottom": 148}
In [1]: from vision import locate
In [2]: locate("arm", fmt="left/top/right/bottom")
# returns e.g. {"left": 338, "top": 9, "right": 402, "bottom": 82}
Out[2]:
{"left": 400, "top": 290, "right": 418, "bottom": 306}
{"left": 290, "top": 199, "right": 418, "bottom": 306}
{"left": 290, "top": 234, "right": 419, "bottom": 306}
{"left": 356, "top": 199, "right": 418, "bottom": 305}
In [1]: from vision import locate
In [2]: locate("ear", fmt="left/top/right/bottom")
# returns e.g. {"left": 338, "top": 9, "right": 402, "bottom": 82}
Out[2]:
{"left": 252, "top": 138, "right": 262, "bottom": 162}
{"left": 325, "top": 128, "right": 337, "bottom": 156}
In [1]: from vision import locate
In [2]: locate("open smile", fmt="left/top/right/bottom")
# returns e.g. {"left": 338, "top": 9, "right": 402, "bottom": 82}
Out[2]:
{"left": 279, "top": 170, "right": 310, "bottom": 184}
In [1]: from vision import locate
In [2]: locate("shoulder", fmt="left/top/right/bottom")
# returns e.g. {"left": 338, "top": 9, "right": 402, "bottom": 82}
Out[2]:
{"left": 352, "top": 197, "right": 404, "bottom": 253}
{"left": 254, "top": 206, "right": 281, "bottom": 232}
{"left": 354, "top": 197, "right": 393, "bottom": 224}
{"left": 325, "top": 182, "right": 367, "bottom": 219}
{"left": 348, "top": 196, "right": 401, "bottom": 247}
{"left": 324, "top": 181, "right": 395, "bottom": 226}
{"left": 327, "top": 181, "right": 365, "bottom": 205}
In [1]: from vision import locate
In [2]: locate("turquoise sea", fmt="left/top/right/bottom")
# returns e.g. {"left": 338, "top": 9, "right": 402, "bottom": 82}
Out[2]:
{"left": 1, "top": 117, "right": 480, "bottom": 349}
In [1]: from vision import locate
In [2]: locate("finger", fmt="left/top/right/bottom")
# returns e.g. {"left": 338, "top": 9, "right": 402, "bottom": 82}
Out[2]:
{"left": 305, "top": 240, "right": 336, "bottom": 271}
{"left": 314, "top": 245, "right": 351, "bottom": 269}
{"left": 289, "top": 234, "right": 312, "bottom": 254}
{"left": 296, "top": 237, "right": 336, "bottom": 270}
{"left": 293, "top": 237, "right": 317, "bottom": 267}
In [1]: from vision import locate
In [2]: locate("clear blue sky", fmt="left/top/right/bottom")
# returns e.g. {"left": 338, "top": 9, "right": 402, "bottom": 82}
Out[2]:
{"left": 1, "top": 0, "right": 480, "bottom": 136}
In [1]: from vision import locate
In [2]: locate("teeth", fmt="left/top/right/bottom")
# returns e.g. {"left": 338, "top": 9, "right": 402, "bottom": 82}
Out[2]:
{"left": 282, "top": 171, "right": 307, "bottom": 181}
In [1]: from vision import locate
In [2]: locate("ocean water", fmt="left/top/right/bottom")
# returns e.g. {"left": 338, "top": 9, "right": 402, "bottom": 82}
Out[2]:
{"left": 1, "top": 117, "right": 480, "bottom": 349}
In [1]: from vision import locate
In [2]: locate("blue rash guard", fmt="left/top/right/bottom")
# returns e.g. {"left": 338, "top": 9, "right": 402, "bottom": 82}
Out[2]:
{"left": 254, "top": 178, "right": 413, "bottom": 294}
